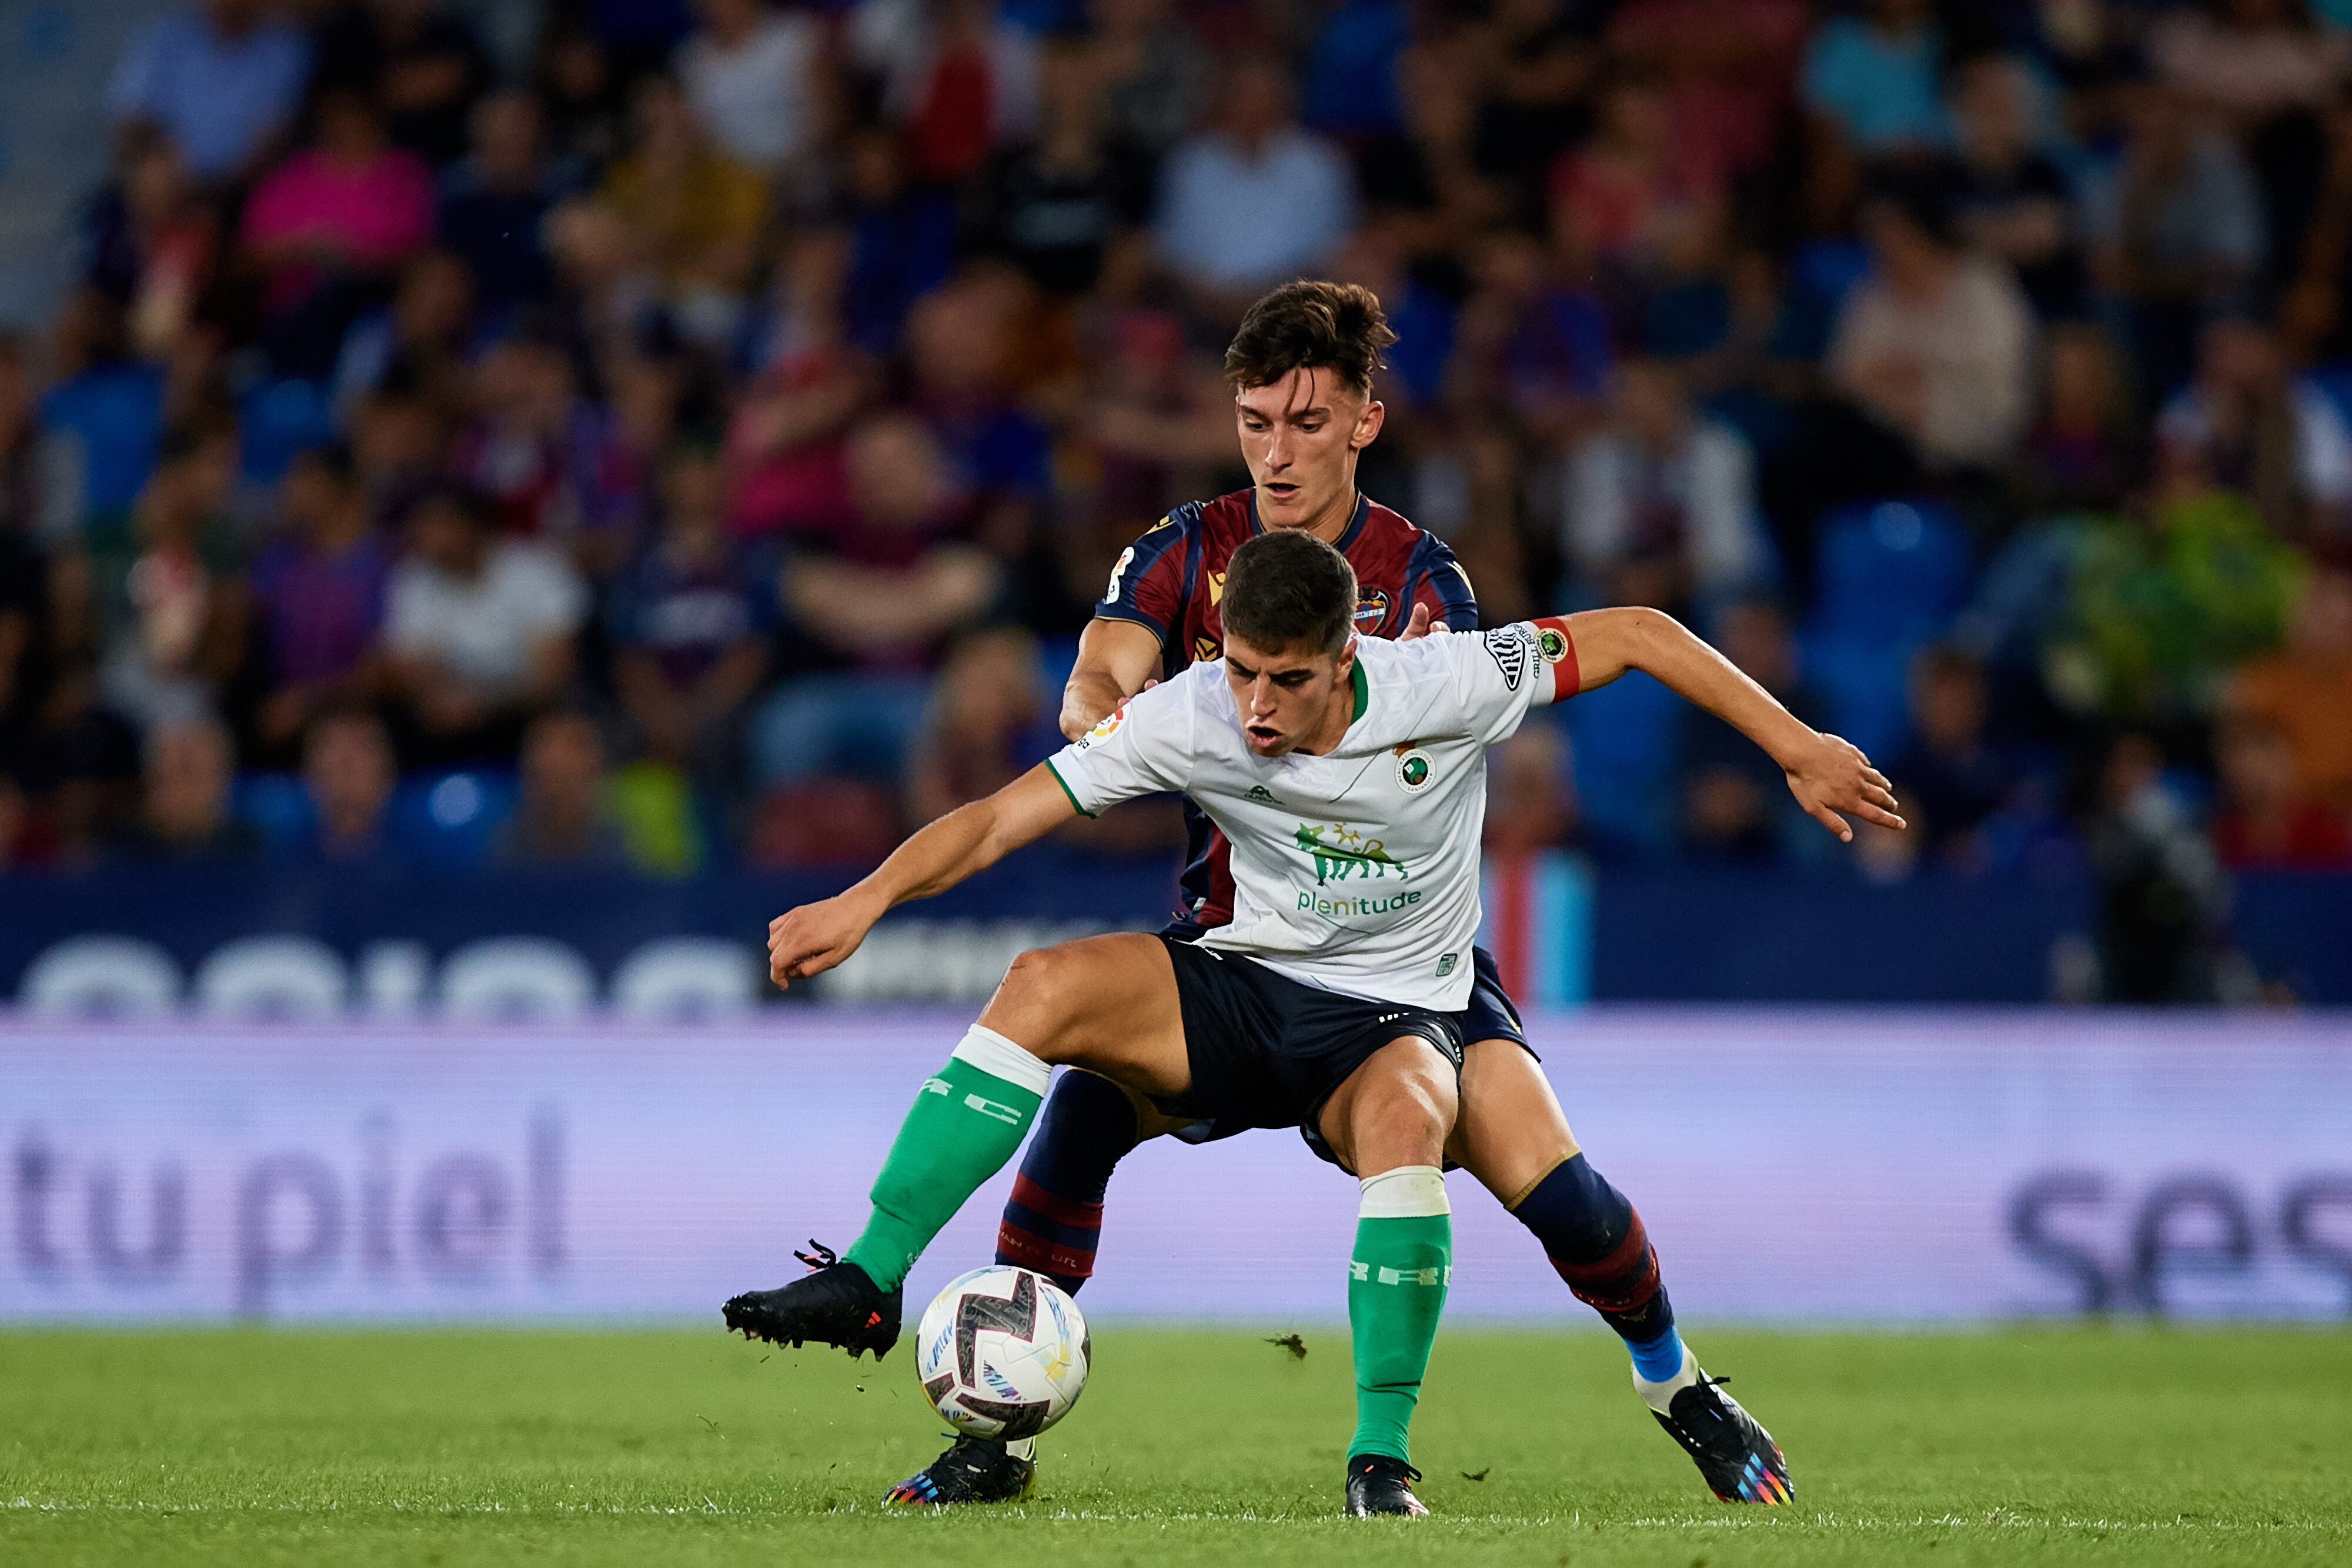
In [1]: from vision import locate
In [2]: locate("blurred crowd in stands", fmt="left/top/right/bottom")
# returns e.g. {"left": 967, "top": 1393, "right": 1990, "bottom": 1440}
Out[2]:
{"left": 2, "top": 0, "right": 2351, "bottom": 996}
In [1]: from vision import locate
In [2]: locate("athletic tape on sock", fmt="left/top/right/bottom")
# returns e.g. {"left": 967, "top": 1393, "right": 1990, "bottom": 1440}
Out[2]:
{"left": 1358, "top": 1166, "right": 1449, "bottom": 1219}
{"left": 1633, "top": 1345, "right": 1701, "bottom": 1413}
{"left": 951, "top": 1024, "right": 1052, "bottom": 1098}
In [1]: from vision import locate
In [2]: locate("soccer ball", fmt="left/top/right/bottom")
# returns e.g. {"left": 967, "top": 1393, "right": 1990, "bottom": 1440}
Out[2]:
{"left": 914, "top": 1266, "right": 1090, "bottom": 1440}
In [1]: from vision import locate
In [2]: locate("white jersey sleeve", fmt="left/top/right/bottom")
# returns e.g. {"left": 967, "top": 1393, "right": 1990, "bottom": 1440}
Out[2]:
{"left": 1431, "top": 623, "right": 1559, "bottom": 745}
{"left": 1044, "top": 669, "right": 1197, "bottom": 815}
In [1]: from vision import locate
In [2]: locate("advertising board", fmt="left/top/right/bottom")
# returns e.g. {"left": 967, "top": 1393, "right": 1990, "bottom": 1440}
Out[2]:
{"left": 4, "top": 1011, "right": 2346, "bottom": 1323}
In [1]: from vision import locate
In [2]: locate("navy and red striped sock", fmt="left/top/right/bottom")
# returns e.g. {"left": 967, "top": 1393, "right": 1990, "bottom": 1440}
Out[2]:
{"left": 1512, "top": 1153, "right": 1685, "bottom": 1380}
{"left": 994, "top": 1069, "right": 1141, "bottom": 1296}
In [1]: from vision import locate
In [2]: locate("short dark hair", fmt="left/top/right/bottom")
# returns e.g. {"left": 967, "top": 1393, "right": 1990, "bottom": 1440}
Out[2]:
{"left": 1223, "top": 280, "right": 1396, "bottom": 398}
{"left": 1221, "top": 529, "right": 1358, "bottom": 657}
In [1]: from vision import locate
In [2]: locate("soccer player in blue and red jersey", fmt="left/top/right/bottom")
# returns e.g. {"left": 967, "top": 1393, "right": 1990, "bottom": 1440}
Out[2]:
{"left": 884, "top": 282, "right": 1795, "bottom": 1509}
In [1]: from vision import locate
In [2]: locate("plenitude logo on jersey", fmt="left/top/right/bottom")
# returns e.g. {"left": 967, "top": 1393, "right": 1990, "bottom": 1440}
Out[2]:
{"left": 1292, "top": 821, "right": 1423, "bottom": 920}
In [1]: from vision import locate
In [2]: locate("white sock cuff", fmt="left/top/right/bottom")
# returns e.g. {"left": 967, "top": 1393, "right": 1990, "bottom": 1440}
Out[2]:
{"left": 950, "top": 1024, "right": 1051, "bottom": 1096}
{"left": 1359, "top": 1165, "right": 1449, "bottom": 1219}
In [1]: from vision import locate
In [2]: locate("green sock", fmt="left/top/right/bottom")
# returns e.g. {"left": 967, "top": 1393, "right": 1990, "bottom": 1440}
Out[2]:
{"left": 842, "top": 1026, "right": 1050, "bottom": 1292}
{"left": 1347, "top": 1166, "right": 1452, "bottom": 1465}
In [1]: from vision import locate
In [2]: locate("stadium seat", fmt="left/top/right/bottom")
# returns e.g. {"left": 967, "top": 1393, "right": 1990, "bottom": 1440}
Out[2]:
{"left": 238, "top": 376, "right": 338, "bottom": 487}
{"left": 1800, "top": 634, "right": 1916, "bottom": 765}
{"left": 386, "top": 770, "right": 520, "bottom": 870}
{"left": 232, "top": 773, "right": 319, "bottom": 850}
{"left": 1559, "top": 674, "right": 1681, "bottom": 858}
{"left": 1809, "top": 502, "right": 1974, "bottom": 644}
{"left": 1801, "top": 502, "right": 1976, "bottom": 763}
{"left": 1775, "top": 238, "right": 1873, "bottom": 362}
{"left": 2309, "top": 364, "right": 2352, "bottom": 430}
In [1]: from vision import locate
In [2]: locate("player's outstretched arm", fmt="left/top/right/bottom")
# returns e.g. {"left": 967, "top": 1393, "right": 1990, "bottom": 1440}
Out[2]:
{"left": 1557, "top": 606, "right": 1906, "bottom": 843}
{"left": 766, "top": 766, "right": 1078, "bottom": 988}
{"left": 1060, "top": 618, "right": 1163, "bottom": 738}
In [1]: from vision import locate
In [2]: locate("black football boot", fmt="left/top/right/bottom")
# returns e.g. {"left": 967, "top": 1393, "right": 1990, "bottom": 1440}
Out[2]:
{"left": 1343, "top": 1453, "right": 1429, "bottom": 1517}
{"left": 721, "top": 1242, "right": 902, "bottom": 1360}
{"left": 883, "top": 1435, "right": 1037, "bottom": 1506}
{"left": 1652, "top": 1372, "right": 1793, "bottom": 1504}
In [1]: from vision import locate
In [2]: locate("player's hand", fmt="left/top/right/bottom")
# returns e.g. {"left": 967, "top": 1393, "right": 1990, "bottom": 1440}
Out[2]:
{"left": 1397, "top": 603, "right": 1449, "bottom": 641}
{"left": 767, "top": 891, "right": 884, "bottom": 989}
{"left": 1782, "top": 731, "right": 1905, "bottom": 842}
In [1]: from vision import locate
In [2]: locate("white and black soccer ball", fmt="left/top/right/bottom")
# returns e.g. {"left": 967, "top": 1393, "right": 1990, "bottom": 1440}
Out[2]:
{"left": 914, "top": 1266, "right": 1090, "bottom": 1440}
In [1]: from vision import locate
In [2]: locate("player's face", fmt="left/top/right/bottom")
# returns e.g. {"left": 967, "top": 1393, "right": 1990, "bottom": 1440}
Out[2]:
{"left": 1234, "top": 370, "right": 1384, "bottom": 537}
{"left": 1223, "top": 632, "right": 1357, "bottom": 757}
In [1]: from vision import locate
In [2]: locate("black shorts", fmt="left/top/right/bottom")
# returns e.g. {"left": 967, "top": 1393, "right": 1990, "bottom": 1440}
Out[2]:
{"left": 1162, "top": 915, "right": 1535, "bottom": 1063}
{"left": 1154, "top": 935, "right": 1466, "bottom": 1169}
{"left": 1461, "top": 945, "right": 1536, "bottom": 1061}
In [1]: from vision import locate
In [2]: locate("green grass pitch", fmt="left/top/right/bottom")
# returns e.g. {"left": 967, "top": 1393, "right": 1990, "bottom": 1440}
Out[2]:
{"left": 2, "top": 1325, "right": 2347, "bottom": 1566}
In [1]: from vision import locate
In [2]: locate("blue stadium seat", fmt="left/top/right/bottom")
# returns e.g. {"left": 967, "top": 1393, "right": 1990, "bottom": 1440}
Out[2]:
{"left": 1560, "top": 671, "right": 1681, "bottom": 858}
{"left": 1809, "top": 502, "right": 1974, "bottom": 644}
{"left": 232, "top": 773, "right": 319, "bottom": 850}
{"left": 2310, "top": 365, "right": 2352, "bottom": 432}
{"left": 1775, "top": 238, "right": 1872, "bottom": 362}
{"left": 1801, "top": 502, "right": 1975, "bottom": 761}
{"left": 386, "top": 770, "right": 520, "bottom": 870}
{"left": 238, "top": 377, "right": 337, "bottom": 487}
{"left": 1801, "top": 634, "right": 1915, "bottom": 764}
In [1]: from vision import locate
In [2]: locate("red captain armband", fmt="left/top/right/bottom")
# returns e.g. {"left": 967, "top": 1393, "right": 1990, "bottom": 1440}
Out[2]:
{"left": 1528, "top": 616, "right": 1579, "bottom": 699}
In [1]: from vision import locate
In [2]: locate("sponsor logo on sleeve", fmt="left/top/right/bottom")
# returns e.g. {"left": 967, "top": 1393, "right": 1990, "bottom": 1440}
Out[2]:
{"left": 1482, "top": 626, "right": 1532, "bottom": 690}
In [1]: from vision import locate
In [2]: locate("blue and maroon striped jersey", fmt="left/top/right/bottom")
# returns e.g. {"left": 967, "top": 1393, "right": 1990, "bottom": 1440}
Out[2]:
{"left": 1089, "top": 488, "right": 1480, "bottom": 935}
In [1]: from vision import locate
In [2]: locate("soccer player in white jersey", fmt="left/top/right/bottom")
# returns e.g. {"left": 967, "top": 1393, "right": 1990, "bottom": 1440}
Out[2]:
{"left": 726, "top": 527, "right": 1900, "bottom": 1517}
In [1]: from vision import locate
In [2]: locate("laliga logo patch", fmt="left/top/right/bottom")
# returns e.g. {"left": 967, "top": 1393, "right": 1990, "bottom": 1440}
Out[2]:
{"left": 1353, "top": 589, "right": 1391, "bottom": 631}
{"left": 1078, "top": 701, "right": 1127, "bottom": 750}
{"left": 1536, "top": 624, "right": 1570, "bottom": 664}
{"left": 1394, "top": 744, "right": 1434, "bottom": 794}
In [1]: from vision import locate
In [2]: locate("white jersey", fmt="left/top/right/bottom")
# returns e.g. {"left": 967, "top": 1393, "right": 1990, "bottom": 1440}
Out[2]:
{"left": 1045, "top": 624, "right": 1560, "bottom": 1011}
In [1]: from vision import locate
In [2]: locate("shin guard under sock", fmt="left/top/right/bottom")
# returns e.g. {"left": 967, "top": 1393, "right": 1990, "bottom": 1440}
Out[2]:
{"left": 843, "top": 1025, "right": 1050, "bottom": 1292}
{"left": 1347, "top": 1166, "right": 1452, "bottom": 1465}
{"left": 995, "top": 1069, "right": 1140, "bottom": 1296}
